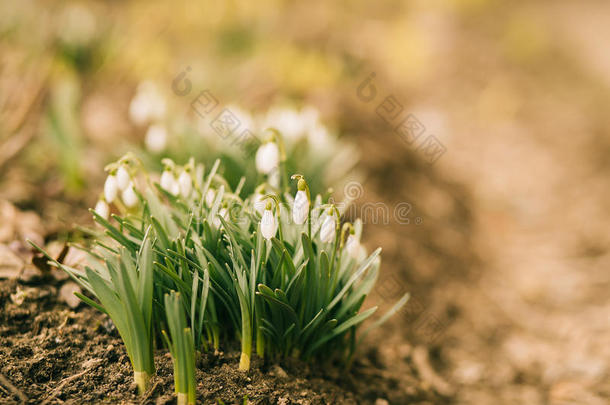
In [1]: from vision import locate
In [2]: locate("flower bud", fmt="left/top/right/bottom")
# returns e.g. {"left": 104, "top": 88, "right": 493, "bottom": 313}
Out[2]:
{"left": 260, "top": 205, "right": 277, "bottom": 240}
{"left": 129, "top": 81, "right": 166, "bottom": 125}
{"left": 116, "top": 166, "right": 130, "bottom": 191}
{"left": 122, "top": 182, "right": 138, "bottom": 208}
{"left": 178, "top": 170, "right": 192, "bottom": 198}
{"left": 320, "top": 215, "right": 336, "bottom": 243}
{"left": 345, "top": 234, "right": 361, "bottom": 258}
{"left": 104, "top": 174, "right": 118, "bottom": 203}
{"left": 292, "top": 190, "right": 309, "bottom": 225}
{"left": 255, "top": 142, "right": 280, "bottom": 174}
{"left": 144, "top": 124, "right": 168, "bottom": 153}
{"left": 94, "top": 199, "right": 109, "bottom": 220}
{"left": 160, "top": 170, "right": 176, "bottom": 194}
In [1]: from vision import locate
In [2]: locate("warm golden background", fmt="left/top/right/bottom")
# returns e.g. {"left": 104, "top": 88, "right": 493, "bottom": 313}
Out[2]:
{"left": 1, "top": 0, "right": 609, "bottom": 403}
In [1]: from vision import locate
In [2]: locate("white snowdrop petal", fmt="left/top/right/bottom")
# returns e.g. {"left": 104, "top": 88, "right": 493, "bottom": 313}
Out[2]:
{"left": 320, "top": 216, "right": 336, "bottom": 243}
{"left": 104, "top": 175, "right": 118, "bottom": 203}
{"left": 94, "top": 200, "right": 109, "bottom": 220}
{"left": 129, "top": 96, "right": 148, "bottom": 125}
{"left": 292, "top": 190, "right": 309, "bottom": 225}
{"left": 145, "top": 124, "right": 168, "bottom": 153}
{"left": 170, "top": 180, "right": 180, "bottom": 196}
{"left": 116, "top": 166, "right": 130, "bottom": 191}
{"left": 178, "top": 171, "right": 192, "bottom": 198}
{"left": 160, "top": 170, "right": 175, "bottom": 192}
{"left": 345, "top": 234, "right": 360, "bottom": 258}
{"left": 255, "top": 143, "right": 280, "bottom": 174}
{"left": 260, "top": 209, "right": 277, "bottom": 240}
{"left": 264, "top": 107, "right": 304, "bottom": 140}
{"left": 122, "top": 183, "right": 138, "bottom": 207}
{"left": 129, "top": 82, "right": 167, "bottom": 125}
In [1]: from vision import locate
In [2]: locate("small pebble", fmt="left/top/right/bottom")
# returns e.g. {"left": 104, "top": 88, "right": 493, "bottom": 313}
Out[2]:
{"left": 59, "top": 282, "right": 82, "bottom": 309}
{"left": 269, "top": 364, "right": 288, "bottom": 379}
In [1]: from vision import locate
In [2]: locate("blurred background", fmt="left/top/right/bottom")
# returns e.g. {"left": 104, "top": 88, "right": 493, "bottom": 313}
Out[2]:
{"left": 1, "top": 0, "right": 609, "bottom": 403}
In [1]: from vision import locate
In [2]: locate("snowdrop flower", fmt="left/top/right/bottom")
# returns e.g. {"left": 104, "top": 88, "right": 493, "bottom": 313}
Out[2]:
{"left": 94, "top": 199, "right": 109, "bottom": 220}
{"left": 121, "top": 182, "right": 138, "bottom": 208}
{"left": 129, "top": 81, "right": 166, "bottom": 126}
{"left": 104, "top": 174, "right": 118, "bottom": 203}
{"left": 260, "top": 202, "right": 277, "bottom": 240}
{"left": 320, "top": 213, "right": 336, "bottom": 243}
{"left": 178, "top": 170, "right": 192, "bottom": 198}
{"left": 160, "top": 169, "right": 177, "bottom": 194}
{"left": 144, "top": 124, "right": 168, "bottom": 153}
{"left": 205, "top": 189, "right": 216, "bottom": 207}
{"left": 262, "top": 107, "right": 305, "bottom": 141}
{"left": 345, "top": 233, "right": 361, "bottom": 258}
{"left": 255, "top": 141, "right": 280, "bottom": 174}
{"left": 292, "top": 179, "right": 309, "bottom": 225}
{"left": 116, "top": 165, "right": 130, "bottom": 191}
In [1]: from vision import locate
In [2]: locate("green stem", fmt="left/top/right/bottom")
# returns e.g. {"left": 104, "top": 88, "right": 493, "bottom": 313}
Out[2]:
{"left": 239, "top": 317, "right": 252, "bottom": 371}
{"left": 134, "top": 370, "right": 151, "bottom": 395}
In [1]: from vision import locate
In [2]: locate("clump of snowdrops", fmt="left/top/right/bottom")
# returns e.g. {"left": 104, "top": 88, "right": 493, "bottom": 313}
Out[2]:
{"left": 32, "top": 135, "right": 408, "bottom": 404}
{"left": 128, "top": 81, "right": 358, "bottom": 196}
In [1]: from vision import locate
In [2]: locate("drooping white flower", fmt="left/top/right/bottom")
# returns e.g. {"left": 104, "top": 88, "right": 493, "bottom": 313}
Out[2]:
{"left": 345, "top": 234, "right": 361, "bottom": 258}
{"left": 121, "top": 182, "right": 138, "bottom": 208}
{"left": 260, "top": 208, "right": 277, "bottom": 240}
{"left": 178, "top": 170, "right": 192, "bottom": 198}
{"left": 320, "top": 215, "right": 336, "bottom": 243}
{"left": 129, "top": 81, "right": 166, "bottom": 125}
{"left": 160, "top": 170, "right": 177, "bottom": 194}
{"left": 104, "top": 174, "right": 118, "bottom": 203}
{"left": 255, "top": 142, "right": 280, "bottom": 174}
{"left": 116, "top": 166, "right": 130, "bottom": 191}
{"left": 205, "top": 189, "right": 216, "bottom": 207}
{"left": 292, "top": 190, "right": 309, "bottom": 225}
{"left": 144, "top": 124, "right": 168, "bottom": 153}
{"left": 94, "top": 199, "right": 109, "bottom": 220}
{"left": 262, "top": 107, "right": 305, "bottom": 141}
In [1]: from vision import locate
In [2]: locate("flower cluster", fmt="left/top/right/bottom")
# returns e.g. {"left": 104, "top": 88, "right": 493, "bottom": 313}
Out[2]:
{"left": 127, "top": 82, "right": 358, "bottom": 196}
{"left": 35, "top": 150, "right": 408, "bottom": 404}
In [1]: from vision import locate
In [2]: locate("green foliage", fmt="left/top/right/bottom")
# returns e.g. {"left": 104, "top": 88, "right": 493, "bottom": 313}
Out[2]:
{"left": 162, "top": 292, "right": 197, "bottom": 405}
{"left": 31, "top": 152, "right": 408, "bottom": 398}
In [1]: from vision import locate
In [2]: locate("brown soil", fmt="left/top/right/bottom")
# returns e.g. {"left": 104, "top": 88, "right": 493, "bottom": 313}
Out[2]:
{"left": 0, "top": 274, "right": 444, "bottom": 404}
